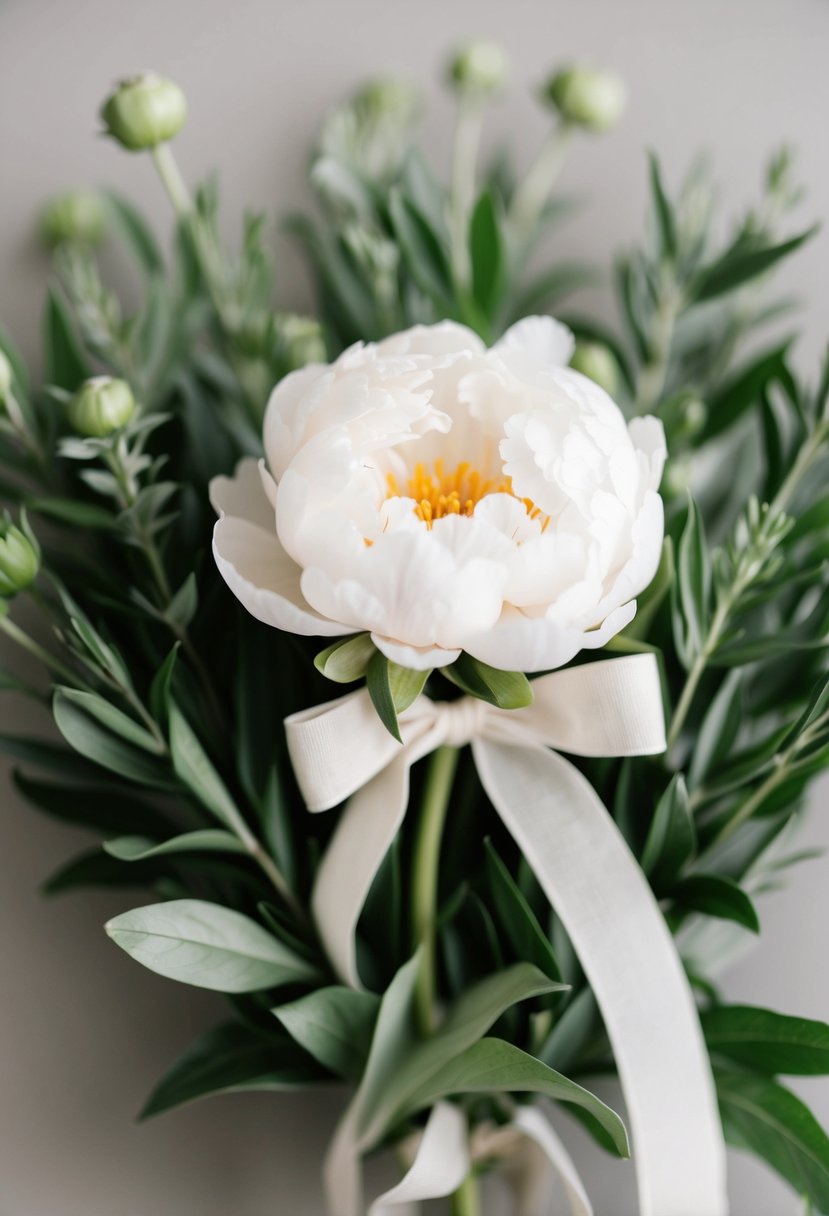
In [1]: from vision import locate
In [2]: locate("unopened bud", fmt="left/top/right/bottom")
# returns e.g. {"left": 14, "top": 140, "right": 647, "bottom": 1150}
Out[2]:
{"left": 68, "top": 376, "right": 135, "bottom": 438}
{"left": 40, "top": 191, "right": 106, "bottom": 249}
{"left": 101, "top": 72, "right": 187, "bottom": 151}
{"left": 354, "top": 78, "right": 420, "bottom": 126}
{"left": 542, "top": 65, "right": 626, "bottom": 132}
{"left": 448, "top": 40, "right": 509, "bottom": 96}
{"left": 570, "top": 341, "right": 621, "bottom": 397}
{"left": 0, "top": 516, "right": 40, "bottom": 598}
{"left": 276, "top": 315, "right": 327, "bottom": 371}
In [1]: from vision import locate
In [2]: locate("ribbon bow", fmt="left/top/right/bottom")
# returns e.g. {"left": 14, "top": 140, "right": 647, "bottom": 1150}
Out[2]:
{"left": 286, "top": 654, "right": 728, "bottom": 1216}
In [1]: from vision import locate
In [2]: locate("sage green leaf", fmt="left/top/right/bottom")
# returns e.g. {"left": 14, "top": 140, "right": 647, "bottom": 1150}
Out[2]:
{"left": 444, "top": 654, "right": 533, "bottom": 710}
{"left": 717, "top": 1070, "right": 829, "bottom": 1209}
{"left": 469, "top": 189, "right": 506, "bottom": 319}
{"left": 366, "top": 651, "right": 402, "bottom": 742}
{"left": 641, "top": 775, "right": 696, "bottom": 889}
{"left": 672, "top": 874, "right": 760, "bottom": 933}
{"left": 104, "top": 830, "right": 247, "bottom": 862}
{"left": 167, "top": 573, "right": 198, "bottom": 630}
{"left": 103, "top": 190, "right": 164, "bottom": 276}
{"left": 149, "top": 644, "right": 179, "bottom": 723}
{"left": 359, "top": 963, "right": 564, "bottom": 1144}
{"left": 388, "top": 190, "right": 453, "bottom": 307}
{"left": 315, "top": 634, "right": 376, "bottom": 683}
{"left": 27, "top": 498, "right": 117, "bottom": 530}
{"left": 53, "top": 690, "right": 172, "bottom": 788}
{"left": 484, "top": 840, "right": 563, "bottom": 991}
{"left": 388, "top": 661, "right": 430, "bottom": 713}
{"left": 168, "top": 701, "right": 248, "bottom": 834}
{"left": 140, "top": 1020, "right": 326, "bottom": 1119}
{"left": 0, "top": 734, "right": 104, "bottom": 781}
{"left": 401, "top": 1037, "right": 629, "bottom": 1158}
{"left": 537, "top": 986, "right": 602, "bottom": 1074}
{"left": 14, "top": 772, "right": 173, "bottom": 837}
{"left": 674, "top": 496, "right": 711, "bottom": 664}
{"left": 702, "top": 1006, "right": 829, "bottom": 1075}
{"left": 354, "top": 952, "right": 422, "bottom": 1131}
{"left": 700, "top": 342, "right": 791, "bottom": 442}
{"left": 692, "top": 226, "right": 816, "bottom": 303}
{"left": 648, "top": 152, "right": 677, "bottom": 259}
{"left": 43, "top": 284, "right": 91, "bottom": 391}
{"left": 274, "top": 987, "right": 380, "bottom": 1082}
{"left": 106, "top": 899, "right": 318, "bottom": 992}
{"left": 55, "top": 687, "right": 162, "bottom": 754}
{"left": 688, "top": 671, "right": 743, "bottom": 789}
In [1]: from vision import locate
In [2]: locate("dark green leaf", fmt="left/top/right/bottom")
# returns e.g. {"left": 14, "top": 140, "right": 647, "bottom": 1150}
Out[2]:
{"left": 274, "top": 987, "right": 380, "bottom": 1082}
{"left": 43, "top": 284, "right": 91, "bottom": 391}
{"left": 388, "top": 190, "right": 453, "bottom": 307}
{"left": 703, "top": 1006, "right": 829, "bottom": 1075}
{"left": 27, "top": 498, "right": 117, "bottom": 530}
{"left": 469, "top": 190, "right": 506, "bottom": 319}
{"left": 672, "top": 874, "right": 760, "bottom": 933}
{"left": 13, "top": 771, "right": 173, "bottom": 836}
{"left": 692, "top": 227, "right": 816, "bottom": 303}
{"left": 444, "top": 654, "right": 533, "bottom": 710}
{"left": 641, "top": 775, "right": 696, "bottom": 889}
{"left": 648, "top": 153, "right": 677, "bottom": 259}
{"left": 484, "top": 840, "right": 563, "bottom": 993}
{"left": 366, "top": 651, "right": 402, "bottom": 742}
{"left": 701, "top": 343, "right": 792, "bottom": 442}
{"left": 53, "top": 689, "right": 172, "bottom": 788}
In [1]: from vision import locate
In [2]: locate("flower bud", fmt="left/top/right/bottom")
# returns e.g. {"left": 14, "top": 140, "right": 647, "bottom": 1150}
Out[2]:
{"left": 40, "top": 191, "right": 106, "bottom": 249}
{"left": 100, "top": 72, "right": 187, "bottom": 151}
{"left": 354, "top": 77, "right": 420, "bottom": 127}
{"left": 275, "top": 315, "right": 327, "bottom": 371}
{"left": 570, "top": 341, "right": 621, "bottom": 397}
{"left": 0, "top": 517, "right": 40, "bottom": 598}
{"left": 0, "top": 349, "right": 13, "bottom": 407}
{"left": 542, "top": 65, "right": 626, "bottom": 131}
{"left": 68, "top": 376, "right": 136, "bottom": 438}
{"left": 448, "top": 40, "right": 509, "bottom": 96}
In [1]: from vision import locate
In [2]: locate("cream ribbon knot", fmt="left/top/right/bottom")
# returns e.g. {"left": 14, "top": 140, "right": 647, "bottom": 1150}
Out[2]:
{"left": 285, "top": 654, "right": 729, "bottom": 1216}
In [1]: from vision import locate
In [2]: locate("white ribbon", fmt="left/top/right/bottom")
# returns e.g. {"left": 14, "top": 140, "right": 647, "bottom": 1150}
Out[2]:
{"left": 286, "top": 655, "right": 729, "bottom": 1216}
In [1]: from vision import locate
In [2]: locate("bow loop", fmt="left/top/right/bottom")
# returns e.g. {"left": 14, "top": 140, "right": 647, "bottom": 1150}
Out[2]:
{"left": 432, "top": 694, "right": 491, "bottom": 748}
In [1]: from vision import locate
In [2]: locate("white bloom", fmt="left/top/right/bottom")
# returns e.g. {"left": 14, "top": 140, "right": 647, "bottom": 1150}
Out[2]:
{"left": 211, "top": 317, "right": 666, "bottom": 673}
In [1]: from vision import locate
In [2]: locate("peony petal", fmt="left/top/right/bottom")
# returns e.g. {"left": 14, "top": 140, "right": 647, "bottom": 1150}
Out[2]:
{"left": 213, "top": 515, "right": 349, "bottom": 637}
{"left": 464, "top": 599, "right": 636, "bottom": 673}
{"left": 371, "top": 634, "right": 460, "bottom": 670}
{"left": 209, "top": 457, "right": 276, "bottom": 532}
{"left": 495, "top": 315, "right": 575, "bottom": 370}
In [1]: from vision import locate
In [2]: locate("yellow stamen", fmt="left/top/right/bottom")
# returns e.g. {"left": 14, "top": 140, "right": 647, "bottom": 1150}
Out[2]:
{"left": 383, "top": 458, "right": 549, "bottom": 530}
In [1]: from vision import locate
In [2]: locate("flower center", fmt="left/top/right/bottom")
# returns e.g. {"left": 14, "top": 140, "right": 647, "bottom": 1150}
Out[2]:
{"left": 385, "top": 458, "right": 547, "bottom": 529}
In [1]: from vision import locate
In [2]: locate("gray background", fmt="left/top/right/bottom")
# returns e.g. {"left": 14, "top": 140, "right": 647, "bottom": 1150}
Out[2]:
{"left": 1, "top": 0, "right": 828, "bottom": 1212}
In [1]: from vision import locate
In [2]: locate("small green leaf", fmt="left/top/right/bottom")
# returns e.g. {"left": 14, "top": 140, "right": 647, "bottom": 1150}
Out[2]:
{"left": 484, "top": 839, "right": 563, "bottom": 993}
{"left": 388, "top": 661, "right": 430, "bottom": 713}
{"left": 648, "top": 152, "right": 677, "bottom": 259}
{"left": 167, "top": 573, "right": 198, "bottom": 630}
{"left": 672, "top": 874, "right": 760, "bottom": 933}
{"left": 27, "top": 498, "right": 117, "bottom": 530}
{"left": 54, "top": 687, "right": 162, "bottom": 753}
{"left": 692, "top": 226, "right": 817, "bottom": 303}
{"left": 106, "top": 899, "right": 319, "bottom": 992}
{"left": 688, "top": 672, "right": 743, "bottom": 789}
{"left": 149, "top": 644, "right": 180, "bottom": 723}
{"left": 366, "top": 651, "right": 402, "bottom": 742}
{"left": 388, "top": 190, "right": 453, "bottom": 307}
{"left": 674, "top": 496, "right": 711, "bottom": 665}
{"left": 53, "top": 690, "right": 172, "bottom": 788}
{"left": 140, "top": 1020, "right": 325, "bottom": 1119}
{"left": 701, "top": 342, "right": 792, "bottom": 442}
{"left": 168, "top": 701, "right": 249, "bottom": 834}
{"left": 43, "top": 284, "right": 91, "bottom": 391}
{"left": 703, "top": 1006, "right": 829, "bottom": 1075}
{"left": 315, "top": 633, "right": 376, "bottom": 683}
{"left": 641, "top": 775, "right": 696, "bottom": 889}
{"left": 274, "top": 987, "right": 380, "bottom": 1082}
{"left": 445, "top": 654, "right": 533, "bottom": 710}
{"left": 13, "top": 771, "right": 173, "bottom": 837}
{"left": 103, "top": 830, "right": 247, "bottom": 862}
{"left": 103, "top": 191, "right": 164, "bottom": 276}
{"left": 469, "top": 189, "right": 506, "bottom": 320}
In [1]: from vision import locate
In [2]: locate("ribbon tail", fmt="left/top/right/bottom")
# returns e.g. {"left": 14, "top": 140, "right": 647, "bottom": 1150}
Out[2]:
{"left": 370, "top": 1102, "right": 470, "bottom": 1214}
{"left": 509, "top": 1105, "right": 593, "bottom": 1216}
{"left": 312, "top": 752, "right": 414, "bottom": 988}
{"left": 323, "top": 1097, "right": 363, "bottom": 1216}
{"left": 473, "top": 739, "right": 729, "bottom": 1216}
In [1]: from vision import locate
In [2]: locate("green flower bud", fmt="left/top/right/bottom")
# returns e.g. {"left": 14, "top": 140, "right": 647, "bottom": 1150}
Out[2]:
{"left": 40, "top": 191, "right": 106, "bottom": 249}
{"left": 570, "top": 341, "right": 621, "bottom": 397}
{"left": 0, "top": 517, "right": 40, "bottom": 598}
{"left": 354, "top": 77, "right": 420, "bottom": 127}
{"left": 448, "top": 40, "right": 509, "bottom": 96}
{"left": 0, "top": 349, "right": 13, "bottom": 407}
{"left": 68, "top": 376, "right": 136, "bottom": 438}
{"left": 664, "top": 456, "right": 693, "bottom": 499}
{"left": 100, "top": 72, "right": 187, "bottom": 151}
{"left": 542, "top": 64, "right": 626, "bottom": 132}
{"left": 275, "top": 315, "right": 327, "bottom": 371}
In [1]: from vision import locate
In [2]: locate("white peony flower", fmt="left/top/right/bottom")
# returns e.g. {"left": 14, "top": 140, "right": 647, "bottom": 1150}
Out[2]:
{"left": 210, "top": 317, "right": 666, "bottom": 673}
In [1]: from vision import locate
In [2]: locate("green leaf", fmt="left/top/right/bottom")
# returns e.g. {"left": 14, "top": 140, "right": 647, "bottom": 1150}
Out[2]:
{"left": 703, "top": 1006, "right": 829, "bottom": 1075}
{"left": 366, "top": 651, "right": 402, "bottom": 742}
{"left": 469, "top": 189, "right": 506, "bottom": 320}
{"left": 168, "top": 701, "right": 249, "bottom": 834}
{"left": 692, "top": 226, "right": 817, "bottom": 303}
{"left": 672, "top": 874, "right": 760, "bottom": 933}
{"left": 352, "top": 952, "right": 422, "bottom": 1134}
{"left": 140, "top": 1020, "right": 325, "bottom": 1119}
{"left": 274, "top": 987, "right": 380, "bottom": 1082}
{"left": 359, "top": 963, "right": 564, "bottom": 1145}
{"left": 388, "top": 661, "right": 430, "bottom": 713}
{"left": 688, "top": 672, "right": 743, "bottom": 789}
{"left": 701, "top": 342, "right": 792, "bottom": 442}
{"left": 648, "top": 152, "right": 677, "bottom": 259}
{"left": 55, "top": 687, "right": 163, "bottom": 754}
{"left": 388, "top": 190, "right": 453, "bottom": 307}
{"left": 27, "top": 498, "right": 117, "bottom": 530}
{"left": 103, "top": 191, "right": 164, "bottom": 276}
{"left": 401, "top": 1037, "right": 629, "bottom": 1158}
{"left": 444, "top": 654, "right": 533, "bottom": 710}
{"left": 104, "top": 830, "right": 247, "bottom": 862}
{"left": 674, "top": 496, "right": 711, "bottom": 664}
{"left": 43, "top": 847, "right": 161, "bottom": 895}
{"left": 509, "top": 266, "right": 602, "bottom": 324}
{"left": 717, "top": 1070, "right": 829, "bottom": 1209}
{"left": 43, "top": 284, "right": 91, "bottom": 391}
{"left": 14, "top": 771, "right": 172, "bottom": 837}
{"left": 106, "top": 899, "right": 319, "bottom": 992}
{"left": 167, "top": 573, "right": 198, "bottom": 630}
{"left": 314, "top": 633, "right": 376, "bottom": 683}
{"left": 53, "top": 689, "right": 172, "bottom": 788}
{"left": 641, "top": 775, "right": 696, "bottom": 889}
{"left": 149, "top": 644, "right": 180, "bottom": 723}
{"left": 0, "top": 324, "right": 30, "bottom": 395}
{"left": 0, "top": 734, "right": 104, "bottom": 781}
{"left": 484, "top": 840, "right": 563, "bottom": 992}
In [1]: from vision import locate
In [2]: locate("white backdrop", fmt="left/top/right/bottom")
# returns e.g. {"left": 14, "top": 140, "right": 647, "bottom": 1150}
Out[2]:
{"left": 1, "top": 0, "right": 828, "bottom": 1212}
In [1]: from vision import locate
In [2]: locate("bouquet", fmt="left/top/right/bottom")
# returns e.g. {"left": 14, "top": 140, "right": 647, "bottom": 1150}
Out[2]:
{"left": 3, "top": 42, "right": 829, "bottom": 1214}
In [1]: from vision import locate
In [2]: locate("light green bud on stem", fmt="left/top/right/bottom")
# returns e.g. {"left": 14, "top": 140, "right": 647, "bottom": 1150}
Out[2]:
{"left": 0, "top": 349, "right": 13, "bottom": 406}
{"left": 354, "top": 78, "right": 420, "bottom": 126}
{"left": 542, "top": 64, "right": 626, "bottom": 132}
{"left": 40, "top": 191, "right": 106, "bottom": 249}
{"left": 448, "top": 40, "right": 509, "bottom": 96}
{"left": 100, "top": 72, "right": 187, "bottom": 151}
{"left": 0, "top": 516, "right": 40, "bottom": 598}
{"left": 68, "top": 376, "right": 136, "bottom": 438}
{"left": 570, "top": 341, "right": 621, "bottom": 397}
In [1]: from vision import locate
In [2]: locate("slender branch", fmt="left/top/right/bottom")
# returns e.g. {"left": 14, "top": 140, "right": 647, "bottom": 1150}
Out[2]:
{"left": 509, "top": 121, "right": 573, "bottom": 240}
{"left": 449, "top": 94, "right": 485, "bottom": 289}
{"left": 411, "top": 745, "right": 459, "bottom": 1035}
{"left": 450, "top": 1169, "right": 481, "bottom": 1216}
{"left": 0, "top": 613, "right": 88, "bottom": 689}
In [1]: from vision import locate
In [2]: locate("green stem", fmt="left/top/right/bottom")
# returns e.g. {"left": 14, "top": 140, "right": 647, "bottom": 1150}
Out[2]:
{"left": 151, "top": 142, "right": 193, "bottom": 215}
{"left": 0, "top": 614, "right": 85, "bottom": 688}
{"left": 509, "top": 121, "right": 573, "bottom": 240}
{"left": 449, "top": 1170, "right": 481, "bottom": 1216}
{"left": 634, "top": 279, "right": 683, "bottom": 414}
{"left": 412, "top": 745, "right": 459, "bottom": 1035}
{"left": 449, "top": 94, "right": 484, "bottom": 290}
